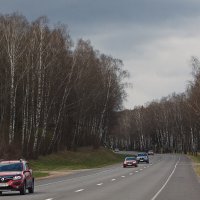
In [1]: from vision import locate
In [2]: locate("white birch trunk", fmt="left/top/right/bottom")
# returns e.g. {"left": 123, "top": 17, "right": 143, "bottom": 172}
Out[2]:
{"left": 99, "top": 74, "right": 112, "bottom": 141}
{"left": 48, "top": 56, "right": 76, "bottom": 152}
{"left": 33, "top": 24, "right": 44, "bottom": 154}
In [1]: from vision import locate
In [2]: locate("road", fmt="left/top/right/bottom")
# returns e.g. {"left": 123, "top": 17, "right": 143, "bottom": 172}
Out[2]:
{"left": 1, "top": 154, "right": 200, "bottom": 200}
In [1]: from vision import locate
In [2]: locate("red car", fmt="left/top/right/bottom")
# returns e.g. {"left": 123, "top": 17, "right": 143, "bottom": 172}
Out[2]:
{"left": 123, "top": 157, "right": 138, "bottom": 168}
{"left": 0, "top": 159, "right": 34, "bottom": 195}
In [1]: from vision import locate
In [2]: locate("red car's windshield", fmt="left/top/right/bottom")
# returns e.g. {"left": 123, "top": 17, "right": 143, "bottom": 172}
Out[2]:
{"left": 126, "top": 157, "right": 136, "bottom": 161}
{"left": 0, "top": 163, "right": 23, "bottom": 172}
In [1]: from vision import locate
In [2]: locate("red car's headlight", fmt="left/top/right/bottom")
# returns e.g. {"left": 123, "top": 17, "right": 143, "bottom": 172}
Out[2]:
{"left": 13, "top": 175, "right": 22, "bottom": 180}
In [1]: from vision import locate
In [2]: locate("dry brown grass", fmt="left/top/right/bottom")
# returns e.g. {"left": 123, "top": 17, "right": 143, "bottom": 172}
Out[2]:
{"left": 188, "top": 154, "right": 200, "bottom": 177}
{"left": 194, "top": 165, "right": 200, "bottom": 176}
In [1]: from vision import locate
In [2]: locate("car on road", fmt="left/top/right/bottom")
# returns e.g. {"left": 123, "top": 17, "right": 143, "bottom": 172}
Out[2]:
{"left": 114, "top": 148, "right": 120, "bottom": 152}
{"left": 123, "top": 157, "right": 138, "bottom": 168}
{"left": 148, "top": 150, "right": 154, "bottom": 155}
{"left": 137, "top": 153, "right": 149, "bottom": 163}
{"left": 0, "top": 159, "right": 34, "bottom": 195}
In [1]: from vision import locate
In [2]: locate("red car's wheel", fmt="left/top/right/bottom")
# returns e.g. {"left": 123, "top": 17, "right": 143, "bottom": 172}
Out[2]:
{"left": 20, "top": 182, "right": 26, "bottom": 195}
{"left": 28, "top": 179, "right": 34, "bottom": 193}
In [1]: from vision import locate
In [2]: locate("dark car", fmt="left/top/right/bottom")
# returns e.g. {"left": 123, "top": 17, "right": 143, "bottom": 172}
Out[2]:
{"left": 0, "top": 159, "right": 34, "bottom": 195}
{"left": 148, "top": 150, "right": 154, "bottom": 155}
{"left": 123, "top": 157, "right": 138, "bottom": 168}
{"left": 137, "top": 153, "right": 149, "bottom": 163}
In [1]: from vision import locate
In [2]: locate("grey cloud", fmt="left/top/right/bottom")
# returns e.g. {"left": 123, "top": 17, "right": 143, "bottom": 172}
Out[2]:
{"left": 0, "top": 0, "right": 199, "bottom": 108}
{"left": 1, "top": 0, "right": 200, "bottom": 25}
{"left": 1, "top": 0, "right": 199, "bottom": 44}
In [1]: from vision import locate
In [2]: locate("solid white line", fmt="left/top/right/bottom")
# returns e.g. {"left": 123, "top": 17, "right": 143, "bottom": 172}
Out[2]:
{"left": 111, "top": 178, "right": 116, "bottom": 181}
{"left": 97, "top": 183, "right": 103, "bottom": 186}
{"left": 150, "top": 158, "right": 180, "bottom": 200}
{"left": 75, "top": 189, "right": 84, "bottom": 193}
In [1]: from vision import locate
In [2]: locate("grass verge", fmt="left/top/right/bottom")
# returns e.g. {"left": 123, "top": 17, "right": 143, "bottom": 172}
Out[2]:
{"left": 30, "top": 147, "right": 130, "bottom": 178}
{"left": 33, "top": 171, "right": 50, "bottom": 178}
{"left": 188, "top": 154, "right": 200, "bottom": 177}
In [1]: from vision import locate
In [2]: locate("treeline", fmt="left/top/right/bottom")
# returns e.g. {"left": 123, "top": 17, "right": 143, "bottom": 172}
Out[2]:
{"left": 0, "top": 13, "right": 127, "bottom": 158}
{"left": 112, "top": 57, "right": 200, "bottom": 154}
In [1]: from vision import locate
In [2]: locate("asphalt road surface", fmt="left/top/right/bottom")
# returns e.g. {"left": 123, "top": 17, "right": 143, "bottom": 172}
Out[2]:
{"left": 1, "top": 154, "right": 200, "bottom": 200}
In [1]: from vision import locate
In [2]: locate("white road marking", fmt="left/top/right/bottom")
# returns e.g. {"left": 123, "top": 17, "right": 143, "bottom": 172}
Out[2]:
{"left": 121, "top": 175, "right": 125, "bottom": 178}
{"left": 150, "top": 158, "right": 180, "bottom": 200}
{"left": 75, "top": 189, "right": 84, "bottom": 193}
{"left": 135, "top": 171, "right": 139, "bottom": 172}
{"left": 46, "top": 199, "right": 53, "bottom": 200}
{"left": 129, "top": 173, "right": 133, "bottom": 175}
{"left": 140, "top": 169, "right": 143, "bottom": 171}
{"left": 36, "top": 167, "right": 120, "bottom": 188}
{"left": 97, "top": 183, "right": 103, "bottom": 186}
{"left": 111, "top": 178, "right": 116, "bottom": 181}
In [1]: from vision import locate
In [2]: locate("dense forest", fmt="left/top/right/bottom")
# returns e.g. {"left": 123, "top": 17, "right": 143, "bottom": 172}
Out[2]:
{"left": 1, "top": 13, "right": 200, "bottom": 159}
{"left": 112, "top": 57, "right": 200, "bottom": 154}
{"left": 0, "top": 13, "right": 127, "bottom": 158}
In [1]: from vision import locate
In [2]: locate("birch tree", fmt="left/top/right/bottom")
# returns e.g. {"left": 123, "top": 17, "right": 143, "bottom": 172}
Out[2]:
{"left": 1, "top": 14, "right": 28, "bottom": 145}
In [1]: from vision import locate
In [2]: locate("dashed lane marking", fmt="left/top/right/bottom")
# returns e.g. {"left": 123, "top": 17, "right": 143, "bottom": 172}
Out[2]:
{"left": 97, "top": 183, "right": 103, "bottom": 186}
{"left": 121, "top": 175, "right": 125, "bottom": 178}
{"left": 36, "top": 167, "right": 120, "bottom": 188}
{"left": 75, "top": 189, "right": 84, "bottom": 193}
{"left": 111, "top": 179, "right": 116, "bottom": 181}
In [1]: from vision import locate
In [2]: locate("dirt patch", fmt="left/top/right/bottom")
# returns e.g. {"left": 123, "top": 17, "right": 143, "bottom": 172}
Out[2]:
{"left": 36, "top": 169, "right": 90, "bottom": 180}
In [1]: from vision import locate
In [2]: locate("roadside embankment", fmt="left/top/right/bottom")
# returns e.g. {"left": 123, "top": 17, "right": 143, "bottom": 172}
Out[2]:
{"left": 188, "top": 153, "right": 200, "bottom": 177}
{"left": 30, "top": 147, "right": 128, "bottom": 179}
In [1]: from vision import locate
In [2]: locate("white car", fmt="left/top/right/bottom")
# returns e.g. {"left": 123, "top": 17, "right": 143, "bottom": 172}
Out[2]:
{"left": 137, "top": 153, "right": 149, "bottom": 163}
{"left": 114, "top": 148, "right": 120, "bottom": 152}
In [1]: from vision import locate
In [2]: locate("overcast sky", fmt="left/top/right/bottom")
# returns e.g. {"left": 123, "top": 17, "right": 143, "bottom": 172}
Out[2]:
{"left": 1, "top": 0, "right": 200, "bottom": 108}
